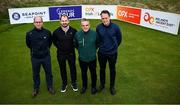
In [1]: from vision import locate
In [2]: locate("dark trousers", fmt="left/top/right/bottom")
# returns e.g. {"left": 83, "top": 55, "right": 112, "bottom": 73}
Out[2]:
{"left": 98, "top": 52, "right": 117, "bottom": 88}
{"left": 57, "top": 54, "right": 77, "bottom": 85}
{"left": 31, "top": 55, "right": 53, "bottom": 90}
{"left": 79, "top": 59, "right": 97, "bottom": 88}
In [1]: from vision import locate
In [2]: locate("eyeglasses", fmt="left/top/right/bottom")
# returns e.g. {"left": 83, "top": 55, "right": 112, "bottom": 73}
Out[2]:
{"left": 34, "top": 21, "right": 42, "bottom": 24}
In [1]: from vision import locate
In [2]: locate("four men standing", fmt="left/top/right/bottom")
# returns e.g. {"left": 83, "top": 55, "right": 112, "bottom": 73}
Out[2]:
{"left": 26, "top": 10, "right": 122, "bottom": 96}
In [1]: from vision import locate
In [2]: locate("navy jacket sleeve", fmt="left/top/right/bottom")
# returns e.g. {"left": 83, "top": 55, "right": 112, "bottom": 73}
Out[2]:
{"left": 48, "top": 31, "right": 52, "bottom": 48}
{"left": 116, "top": 25, "right": 122, "bottom": 46}
{"left": 96, "top": 27, "right": 100, "bottom": 44}
{"left": 95, "top": 32, "right": 100, "bottom": 49}
{"left": 26, "top": 32, "right": 31, "bottom": 49}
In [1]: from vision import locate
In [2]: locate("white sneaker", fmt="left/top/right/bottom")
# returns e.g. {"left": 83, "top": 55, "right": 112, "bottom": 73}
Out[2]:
{"left": 61, "top": 85, "right": 67, "bottom": 92}
{"left": 71, "top": 83, "right": 78, "bottom": 92}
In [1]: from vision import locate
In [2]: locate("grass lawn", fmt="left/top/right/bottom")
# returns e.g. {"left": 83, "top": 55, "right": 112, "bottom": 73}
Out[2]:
{"left": 0, "top": 20, "right": 180, "bottom": 104}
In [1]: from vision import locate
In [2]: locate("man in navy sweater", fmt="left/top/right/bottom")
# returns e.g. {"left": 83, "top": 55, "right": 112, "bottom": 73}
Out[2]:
{"left": 26, "top": 16, "right": 55, "bottom": 97}
{"left": 96, "top": 10, "right": 122, "bottom": 95}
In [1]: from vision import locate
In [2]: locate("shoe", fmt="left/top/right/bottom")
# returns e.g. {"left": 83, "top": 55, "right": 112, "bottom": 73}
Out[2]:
{"left": 71, "top": 83, "right": 78, "bottom": 92}
{"left": 61, "top": 84, "right": 67, "bottom": 93}
{"left": 110, "top": 87, "right": 116, "bottom": 95}
{"left": 48, "top": 88, "right": 55, "bottom": 95}
{"left": 32, "top": 89, "right": 39, "bottom": 97}
{"left": 98, "top": 85, "right": 105, "bottom": 92}
{"left": 80, "top": 87, "right": 86, "bottom": 94}
{"left": 91, "top": 88, "right": 97, "bottom": 95}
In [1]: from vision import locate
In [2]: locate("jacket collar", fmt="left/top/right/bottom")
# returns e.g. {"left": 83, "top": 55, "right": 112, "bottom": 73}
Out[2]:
{"left": 102, "top": 21, "right": 112, "bottom": 28}
{"left": 33, "top": 27, "right": 43, "bottom": 31}
{"left": 82, "top": 29, "right": 90, "bottom": 34}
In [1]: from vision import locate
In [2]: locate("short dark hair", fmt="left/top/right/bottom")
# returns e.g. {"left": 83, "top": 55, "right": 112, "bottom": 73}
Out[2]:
{"left": 100, "top": 10, "right": 110, "bottom": 17}
{"left": 81, "top": 18, "right": 89, "bottom": 23}
{"left": 60, "top": 14, "right": 69, "bottom": 20}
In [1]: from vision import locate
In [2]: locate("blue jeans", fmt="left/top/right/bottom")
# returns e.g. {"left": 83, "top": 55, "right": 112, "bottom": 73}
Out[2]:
{"left": 31, "top": 55, "right": 53, "bottom": 90}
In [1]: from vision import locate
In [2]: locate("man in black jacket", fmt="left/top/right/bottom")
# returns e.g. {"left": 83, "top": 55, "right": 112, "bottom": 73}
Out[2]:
{"left": 52, "top": 15, "right": 78, "bottom": 93}
{"left": 26, "top": 16, "right": 55, "bottom": 97}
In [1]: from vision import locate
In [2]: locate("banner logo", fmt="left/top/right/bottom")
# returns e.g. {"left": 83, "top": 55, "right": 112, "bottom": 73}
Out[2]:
{"left": 56, "top": 8, "right": 75, "bottom": 18}
{"left": 118, "top": 10, "right": 128, "bottom": 18}
{"left": 49, "top": 6, "right": 82, "bottom": 20}
{"left": 84, "top": 7, "right": 99, "bottom": 16}
{"left": 143, "top": 12, "right": 175, "bottom": 27}
{"left": 144, "top": 12, "right": 154, "bottom": 24}
{"left": 12, "top": 12, "right": 20, "bottom": 20}
{"left": 117, "top": 6, "right": 141, "bottom": 24}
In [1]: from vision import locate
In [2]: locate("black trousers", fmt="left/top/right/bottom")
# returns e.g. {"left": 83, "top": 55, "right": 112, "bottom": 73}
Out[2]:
{"left": 31, "top": 55, "right": 53, "bottom": 90}
{"left": 79, "top": 59, "right": 97, "bottom": 88}
{"left": 98, "top": 52, "right": 117, "bottom": 88}
{"left": 57, "top": 54, "right": 77, "bottom": 85}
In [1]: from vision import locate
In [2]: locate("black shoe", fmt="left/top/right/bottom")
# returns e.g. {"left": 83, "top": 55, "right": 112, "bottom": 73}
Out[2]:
{"left": 61, "top": 84, "right": 67, "bottom": 93}
{"left": 32, "top": 89, "right": 39, "bottom": 97}
{"left": 48, "top": 88, "right": 55, "bottom": 95}
{"left": 98, "top": 85, "right": 105, "bottom": 92}
{"left": 80, "top": 87, "right": 86, "bottom": 94}
{"left": 110, "top": 87, "right": 116, "bottom": 95}
{"left": 71, "top": 83, "right": 78, "bottom": 92}
{"left": 91, "top": 88, "right": 97, "bottom": 95}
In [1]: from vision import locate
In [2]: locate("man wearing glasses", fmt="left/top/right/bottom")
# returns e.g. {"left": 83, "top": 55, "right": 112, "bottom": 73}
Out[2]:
{"left": 26, "top": 16, "right": 55, "bottom": 97}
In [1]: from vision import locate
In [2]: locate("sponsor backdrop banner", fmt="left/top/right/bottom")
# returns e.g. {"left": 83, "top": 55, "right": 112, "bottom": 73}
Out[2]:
{"left": 82, "top": 5, "right": 117, "bottom": 19}
{"left": 140, "top": 9, "right": 180, "bottom": 35}
{"left": 49, "top": 6, "right": 82, "bottom": 21}
{"left": 8, "top": 7, "right": 49, "bottom": 24}
{"left": 8, "top": 5, "right": 180, "bottom": 35}
{"left": 117, "top": 6, "right": 141, "bottom": 25}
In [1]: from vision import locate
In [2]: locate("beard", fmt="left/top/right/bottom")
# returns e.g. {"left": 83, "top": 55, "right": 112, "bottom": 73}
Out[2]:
{"left": 61, "top": 23, "right": 69, "bottom": 28}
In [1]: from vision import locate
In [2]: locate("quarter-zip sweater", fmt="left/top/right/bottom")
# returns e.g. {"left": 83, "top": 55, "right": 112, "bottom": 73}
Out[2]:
{"left": 26, "top": 27, "right": 52, "bottom": 58}
{"left": 74, "top": 29, "right": 98, "bottom": 62}
{"left": 52, "top": 26, "right": 77, "bottom": 55}
{"left": 96, "top": 22, "right": 122, "bottom": 55}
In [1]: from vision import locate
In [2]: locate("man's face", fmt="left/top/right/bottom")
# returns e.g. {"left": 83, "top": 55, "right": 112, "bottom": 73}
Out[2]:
{"left": 81, "top": 21, "right": 90, "bottom": 32}
{"left": 101, "top": 13, "right": 110, "bottom": 26}
{"left": 60, "top": 16, "right": 69, "bottom": 28}
{"left": 34, "top": 17, "right": 43, "bottom": 30}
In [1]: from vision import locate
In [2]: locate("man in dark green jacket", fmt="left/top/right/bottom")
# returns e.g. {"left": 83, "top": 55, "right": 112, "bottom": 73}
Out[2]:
{"left": 74, "top": 18, "right": 98, "bottom": 95}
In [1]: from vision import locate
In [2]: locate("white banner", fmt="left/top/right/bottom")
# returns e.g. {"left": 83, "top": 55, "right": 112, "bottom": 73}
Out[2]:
{"left": 8, "top": 5, "right": 180, "bottom": 35}
{"left": 82, "top": 5, "right": 117, "bottom": 19}
{"left": 140, "top": 9, "right": 180, "bottom": 35}
{"left": 8, "top": 7, "right": 50, "bottom": 24}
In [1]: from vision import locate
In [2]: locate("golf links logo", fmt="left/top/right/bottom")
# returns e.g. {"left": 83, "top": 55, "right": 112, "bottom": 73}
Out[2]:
{"left": 144, "top": 12, "right": 154, "bottom": 24}
{"left": 143, "top": 12, "right": 175, "bottom": 28}
{"left": 12, "top": 12, "right": 20, "bottom": 20}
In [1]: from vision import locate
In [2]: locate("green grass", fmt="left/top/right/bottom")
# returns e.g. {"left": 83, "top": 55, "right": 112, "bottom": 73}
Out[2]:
{"left": 0, "top": 20, "right": 180, "bottom": 104}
